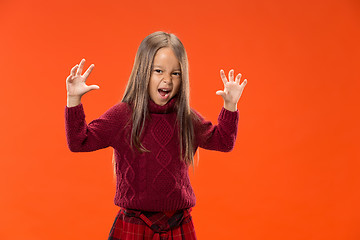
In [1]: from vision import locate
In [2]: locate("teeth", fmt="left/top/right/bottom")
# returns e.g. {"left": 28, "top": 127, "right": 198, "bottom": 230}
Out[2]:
{"left": 158, "top": 89, "right": 170, "bottom": 98}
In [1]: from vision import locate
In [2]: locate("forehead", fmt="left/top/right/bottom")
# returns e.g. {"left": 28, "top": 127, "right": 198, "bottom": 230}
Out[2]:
{"left": 153, "top": 47, "right": 180, "bottom": 69}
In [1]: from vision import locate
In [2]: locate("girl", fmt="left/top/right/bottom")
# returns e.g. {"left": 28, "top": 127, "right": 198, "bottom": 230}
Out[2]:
{"left": 65, "top": 31, "right": 247, "bottom": 240}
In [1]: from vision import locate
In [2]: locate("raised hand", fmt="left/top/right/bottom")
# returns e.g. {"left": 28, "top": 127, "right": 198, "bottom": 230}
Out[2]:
{"left": 66, "top": 58, "right": 99, "bottom": 99}
{"left": 216, "top": 69, "right": 247, "bottom": 111}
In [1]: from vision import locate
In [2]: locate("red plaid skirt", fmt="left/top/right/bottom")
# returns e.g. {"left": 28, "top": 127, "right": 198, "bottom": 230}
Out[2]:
{"left": 108, "top": 207, "right": 197, "bottom": 240}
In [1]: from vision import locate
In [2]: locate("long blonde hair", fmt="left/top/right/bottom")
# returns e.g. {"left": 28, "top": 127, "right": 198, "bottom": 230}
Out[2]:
{"left": 112, "top": 31, "right": 198, "bottom": 176}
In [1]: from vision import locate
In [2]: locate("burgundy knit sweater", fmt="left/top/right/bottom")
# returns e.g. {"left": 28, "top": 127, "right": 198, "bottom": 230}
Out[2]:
{"left": 65, "top": 97, "right": 239, "bottom": 212}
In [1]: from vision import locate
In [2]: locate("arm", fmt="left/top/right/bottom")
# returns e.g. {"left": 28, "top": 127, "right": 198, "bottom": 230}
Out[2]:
{"left": 65, "top": 102, "right": 129, "bottom": 152}
{"left": 192, "top": 108, "right": 239, "bottom": 152}
{"left": 65, "top": 58, "right": 127, "bottom": 152}
{"left": 193, "top": 68, "right": 247, "bottom": 152}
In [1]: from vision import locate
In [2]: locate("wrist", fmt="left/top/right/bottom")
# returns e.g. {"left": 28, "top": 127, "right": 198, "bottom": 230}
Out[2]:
{"left": 224, "top": 102, "right": 237, "bottom": 112}
{"left": 67, "top": 95, "right": 82, "bottom": 107}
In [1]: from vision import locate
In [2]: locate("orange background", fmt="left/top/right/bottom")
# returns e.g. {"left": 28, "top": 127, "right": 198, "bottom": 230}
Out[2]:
{"left": 1, "top": 0, "right": 359, "bottom": 239}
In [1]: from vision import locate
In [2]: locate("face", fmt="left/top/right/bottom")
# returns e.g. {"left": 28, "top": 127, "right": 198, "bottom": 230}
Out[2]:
{"left": 148, "top": 47, "right": 181, "bottom": 106}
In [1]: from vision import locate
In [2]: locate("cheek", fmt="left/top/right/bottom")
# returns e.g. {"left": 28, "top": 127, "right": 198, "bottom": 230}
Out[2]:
{"left": 148, "top": 77, "right": 157, "bottom": 92}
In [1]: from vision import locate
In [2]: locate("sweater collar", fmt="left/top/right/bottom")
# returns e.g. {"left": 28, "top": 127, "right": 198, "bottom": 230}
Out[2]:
{"left": 148, "top": 96, "right": 177, "bottom": 114}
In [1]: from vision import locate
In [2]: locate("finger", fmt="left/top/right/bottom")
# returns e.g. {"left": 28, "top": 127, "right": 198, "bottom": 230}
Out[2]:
{"left": 66, "top": 75, "right": 73, "bottom": 83}
{"left": 71, "top": 65, "right": 78, "bottom": 76}
{"left": 229, "top": 69, "right": 234, "bottom": 82}
{"left": 88, "top": 85, "right": 100, "bottom": 90}
{"left": 85, "top": 85, "right": 100, "bottom": 93}
{"left": 76, "top": 58, "right": 85, "bottom": 76}
{"left": 83, "top": 64, "right": 94, "bottom": 79}
{"left": 241, "top": 79, "right": 248, "bottom": 86}
{"left": 235, "top": 73, "right": 242, "bottom": 84}
{"left": 216, "top": 90, "right": 226, "bottom": 98}
{"left": 220, "top": 69, "right": 227, "bottom": 85}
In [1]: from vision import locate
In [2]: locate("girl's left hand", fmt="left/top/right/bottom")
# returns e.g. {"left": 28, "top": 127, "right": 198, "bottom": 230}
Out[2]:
{"left": 216, "top": 69, "right": 247, "bottom": 111}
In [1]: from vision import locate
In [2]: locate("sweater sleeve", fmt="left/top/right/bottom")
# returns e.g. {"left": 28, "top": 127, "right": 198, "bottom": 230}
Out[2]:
{"left": 64, "top": 102, "right": 129, "bottom": 152}
{"left": 192, "top": 107, "right": 239, "bottom": 152}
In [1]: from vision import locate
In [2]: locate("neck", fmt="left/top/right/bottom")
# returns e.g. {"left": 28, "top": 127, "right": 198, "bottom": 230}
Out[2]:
{"left": 148, "top": 96, "right": 177, "bottom": 114}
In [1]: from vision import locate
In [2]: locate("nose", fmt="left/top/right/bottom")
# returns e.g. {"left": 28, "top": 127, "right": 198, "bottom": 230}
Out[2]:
{"left": 162, "top": 73, "right": 173, "bottom": 83}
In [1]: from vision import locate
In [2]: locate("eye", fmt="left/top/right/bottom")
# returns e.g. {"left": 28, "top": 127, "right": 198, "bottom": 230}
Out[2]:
{"left": 154, "top": 69, "right": 162, "bottom": 73}
{"left": 173, "top": 72, "right": 181, "bottom": 76}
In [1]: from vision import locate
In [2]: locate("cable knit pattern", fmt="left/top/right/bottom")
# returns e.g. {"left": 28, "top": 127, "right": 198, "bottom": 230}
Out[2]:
{"left": 65, "top": 97, "right": 239, "bottom": 212}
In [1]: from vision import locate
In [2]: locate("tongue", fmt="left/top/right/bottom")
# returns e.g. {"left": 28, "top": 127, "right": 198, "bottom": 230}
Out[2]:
{"left": 159, "top": 89, "right": 168, "bottom": 96}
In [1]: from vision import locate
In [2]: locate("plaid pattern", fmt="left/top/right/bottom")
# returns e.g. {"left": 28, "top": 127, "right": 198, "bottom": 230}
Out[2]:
{"left": 108, "top": 207, "right": 196, "bottom": 240}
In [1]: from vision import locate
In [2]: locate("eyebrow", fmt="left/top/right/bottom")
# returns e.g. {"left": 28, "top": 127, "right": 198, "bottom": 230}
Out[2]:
{"left": 152, "top": 65, "right": 181, "bottom": 71}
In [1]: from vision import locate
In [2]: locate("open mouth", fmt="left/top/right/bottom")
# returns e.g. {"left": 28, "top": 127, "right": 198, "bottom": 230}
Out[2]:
{"left": 158, "top": 88, "right": 171, "bottom": 98}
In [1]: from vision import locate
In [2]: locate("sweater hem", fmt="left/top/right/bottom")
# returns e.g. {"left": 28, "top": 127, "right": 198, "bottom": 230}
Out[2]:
{"left": 114, "top": 198, "right": 196, "bottom": 212}
{"left": 65, "top": 103, "right": 85, "bottom": 121}
{"left": 218, "top": 107, "right": 239, "bottom": 124}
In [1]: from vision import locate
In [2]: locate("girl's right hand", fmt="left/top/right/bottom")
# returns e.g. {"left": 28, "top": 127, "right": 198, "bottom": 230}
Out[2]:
{"left": 66, "top": 58, "right": 100, "bottom": 98}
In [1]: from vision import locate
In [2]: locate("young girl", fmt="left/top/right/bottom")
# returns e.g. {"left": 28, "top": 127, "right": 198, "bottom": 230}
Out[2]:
{"left": 65, "top": 31, "right": 247, "bottom": 240}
